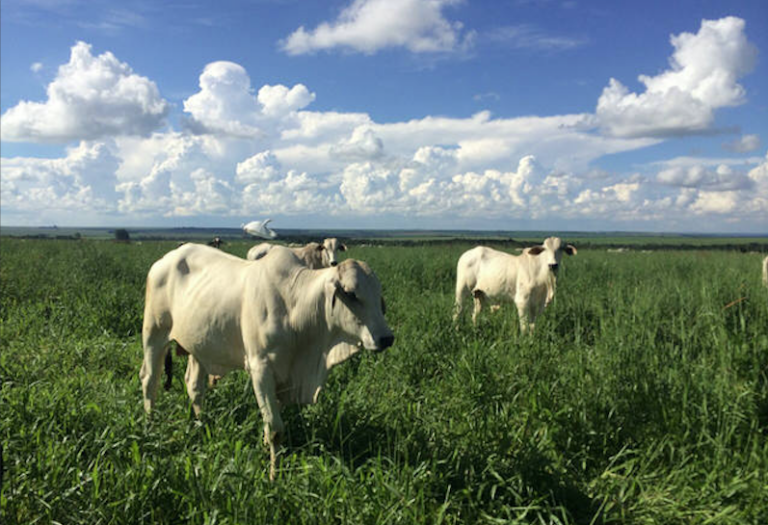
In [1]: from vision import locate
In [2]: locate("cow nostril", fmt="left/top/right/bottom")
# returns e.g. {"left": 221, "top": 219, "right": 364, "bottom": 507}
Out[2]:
{"left": 331, "top": 261, "right": 338, "bottom": 266}
{"left": 379, "top": 334, "right": 395, "bottom": 349}
{"left": 549, "top": 264, "right": 559, "bottom": 271}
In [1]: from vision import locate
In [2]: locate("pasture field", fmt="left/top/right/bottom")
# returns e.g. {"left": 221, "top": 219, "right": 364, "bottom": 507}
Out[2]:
{"left": 1, "top": 238, "right": 767, "bottom": 524}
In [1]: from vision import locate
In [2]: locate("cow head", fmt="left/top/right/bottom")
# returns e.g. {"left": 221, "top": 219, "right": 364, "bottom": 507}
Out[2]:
{"left": 327, "top": 260, "right": 394, "bottom": 351}
{"left": 320, "top": 237, "right": 347, "bottom": 267}
{"left": 527, "top": 237, "right": 577, "bottom": 273}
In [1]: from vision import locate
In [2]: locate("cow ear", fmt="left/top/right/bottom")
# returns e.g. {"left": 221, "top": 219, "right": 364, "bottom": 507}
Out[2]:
{"left": 339, "top": 244, "right": 347, "bottom": 252}
{"left": 528, "top": 246, "right": 545, "bottom": 256}
{"left": 565, "top": 244, "right": 577, "bottom": 255}
{"left": 316, "top": 244, "right": 325, "bottom": 251}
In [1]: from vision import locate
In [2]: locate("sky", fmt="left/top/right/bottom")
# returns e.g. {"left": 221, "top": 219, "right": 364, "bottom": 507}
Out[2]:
{"left": 1, "top": 0, "right": 767, "bottom": 233}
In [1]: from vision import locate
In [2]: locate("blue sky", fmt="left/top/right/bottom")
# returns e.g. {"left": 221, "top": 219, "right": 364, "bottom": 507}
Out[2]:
{"left": 1, "top": 0, "right": 767, "bottom": 233}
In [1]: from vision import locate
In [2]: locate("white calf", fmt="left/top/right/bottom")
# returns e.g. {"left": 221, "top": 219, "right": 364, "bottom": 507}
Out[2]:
{"left": 454, "top": 237, "right": 576, "bottom": 332}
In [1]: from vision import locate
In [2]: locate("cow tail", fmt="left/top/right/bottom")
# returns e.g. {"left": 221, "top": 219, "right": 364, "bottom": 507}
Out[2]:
{"left": 163, "top": 351, "right": 173, "bottom": 391}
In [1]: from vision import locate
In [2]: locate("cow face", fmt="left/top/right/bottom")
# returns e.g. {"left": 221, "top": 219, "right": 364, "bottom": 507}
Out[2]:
{"left": 321, "top": 238, "right": 347, "bottom": 267}
{"left": 527, "top": 237, "right": 577, "bottom": 273}
{"left": 328, "top": 260, "right": 394, "bottom": 351}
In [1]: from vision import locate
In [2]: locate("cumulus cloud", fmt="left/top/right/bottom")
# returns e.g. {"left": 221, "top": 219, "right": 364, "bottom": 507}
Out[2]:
{"left": 2, "top": 33, "right": 766, "bottom": 231}
{"left": 116, "top": 133, "right": 236, "bottom": 216}
{"left": 258, "top": 84, "right": 315, "bottom": 118}
{"left": 596, "top": 17, "right": 757, "bottom": 138}
{"left": 722, "top": 134, "right": 761, "bottom": 153}
{"left": 330, "top": 126, "right": 385, "bottom": 160}
{"left": 657, "top": 164, "right": 752, "bottom": 191}
{"left": 183, "top": 62, "right": 263, "bottom": 138}
{"left": 1, "top": 141, "right": 120, "bottom": 213}
{"left": 236, "top": 150, "right": 282, "bottom": 185}
{"left": 1, "top": 41, "right": 168, "bottom": 143}
{"left": 182, "top": 61, "right": 315, "bottom": 138}
{"left": 281, "top": 0, "right": 473, "bottom": 55}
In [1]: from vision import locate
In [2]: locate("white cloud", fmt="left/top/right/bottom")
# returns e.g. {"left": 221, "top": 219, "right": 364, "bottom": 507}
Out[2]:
{"left": 2, "top": 35, "right": 766, "bottom": 232}
{"left": 30, "top": 62, "right": 43, "bottom": 73}
{"left": 722, "top": 134, "right": 761, "bottom": 153}
{"left": 744, "top": 152, "right": 768, "bottom": 215}
{"left": 258, "top": 84, "right": 315, "bottom": 118}
{"left": 1, "top": 141, "right": 120, "bottom": 213}
{"left": 689, "top": 191, "right": 740, "bottom": 214}
{"left": 115, "top": 133, "right": 236, "bottom": 216}
{"left": 281, "top": 0, "right": 473, "bottom": 55}
{"left": 330, "top": 126, "right": 385, "bottom": 160}
{"left": 657, "top": 164, "right": 752, "bottom": 191}
{"left": 487, "top": 24, "right": 586, "bottom": 52}
{"left": 596, "top": 17, "right": 757, "bottom": 138}
{"left": 183, "top": 62, "right": 262, "bottom": 138}
{"left": 1, "top": 42, "right": 168, "bottom": 143}
{"left": 182, "top": 61, "right": 315, "bottom": 139}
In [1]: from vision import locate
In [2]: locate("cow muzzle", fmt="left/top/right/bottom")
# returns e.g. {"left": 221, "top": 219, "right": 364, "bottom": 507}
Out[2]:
{"left": 378, "top": 334, "right": 395, "bottom": 350}
{"left": 364, "top": 333, "right": 394, "bottom": 352}
{"left": 330, "top": 261, "right": 338, "bottom": 267}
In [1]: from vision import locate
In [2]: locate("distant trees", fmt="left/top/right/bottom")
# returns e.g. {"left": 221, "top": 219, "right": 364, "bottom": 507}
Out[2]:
{"left": 114, "top": 229, "right": 131, "bottom": 242}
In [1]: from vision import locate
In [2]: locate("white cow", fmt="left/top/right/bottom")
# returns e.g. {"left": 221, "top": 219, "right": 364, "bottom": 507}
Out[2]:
{"left": 141, "top": 244, "right": 393, "bottom": 480}
{"left": 763, "top": 255, "right": 768, "bottom": 288}
{"left": 454, "top": 237, "right": 576, "bottom": 332}
{"left": 247, "top": 238, "right": 347, "bottom": 268}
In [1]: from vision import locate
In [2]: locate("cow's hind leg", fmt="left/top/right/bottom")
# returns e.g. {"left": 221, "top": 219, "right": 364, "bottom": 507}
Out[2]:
{"left": 140, "top": 325, "right": 171, "bottom": 413}
{"left": 453, "top": 280, "right": 468, "bottom": 322}
{"left": 472, "top": 289, "right": 488, "bottom": 324}
{"left": 248, "top": 360, "right": 284, "bottom": 481}
{"left": 184, "top": 355, "right": 208, "bottom": 418}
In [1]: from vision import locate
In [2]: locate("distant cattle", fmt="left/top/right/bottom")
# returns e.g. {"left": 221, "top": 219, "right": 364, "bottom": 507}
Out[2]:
{"left": 141, "top": 244, "right": 393, "bottom": 480}
{"left": 454, "top": 237, "right": 576, "bottom": 332}
{"left": 247, "top": 238, "right": 347, "bottom": 268}
{"left": 207, "top": 237, "right": 224, "bottom": 249}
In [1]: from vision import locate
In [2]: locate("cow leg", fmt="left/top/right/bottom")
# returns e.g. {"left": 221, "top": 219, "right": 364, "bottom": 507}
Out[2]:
{"left": 453, "top": 282, "right": 467, "bottom": 321}
{"left": 248, "top": 362, "right": 284, "bottom": 481}
{"left": 515, "top": 290, "right": 535, "bottom": 333}
{"left": 472, "top": 289, "right": 487, "bottom": 324}
{"left": 184, "top": 355, "right": 208, "bottom": 418}
{"left": 140, "top": 327, "right": 171, "bottom": 413}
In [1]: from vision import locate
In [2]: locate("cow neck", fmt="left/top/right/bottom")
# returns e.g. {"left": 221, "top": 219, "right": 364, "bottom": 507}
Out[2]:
{"left": 285, "top": 266, "right": 332, "bottom": 336}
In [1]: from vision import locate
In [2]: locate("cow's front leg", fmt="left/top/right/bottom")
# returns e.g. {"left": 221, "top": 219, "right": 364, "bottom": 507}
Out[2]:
{"left": 515, "top": 289, "right": 535, "bottom": 334}
{"left": 248, "top": 361, "right": 284, "bottom": 481}
{"left": 184, "top": 355, "right": 208, "bottom": 418}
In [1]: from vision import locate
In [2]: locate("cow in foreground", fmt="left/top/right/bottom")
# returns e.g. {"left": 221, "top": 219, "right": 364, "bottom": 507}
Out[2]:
{"left": 141, "top": 244, "right": 394, "bottom": 480}
{"left": 454, "top": 237, "right": 576, "bottom": 332}
{"left": 167, "top": 238, "right": 349, "bottom": 391}
{"left": 247, "top": 238, "right": 347, "bottom": 268}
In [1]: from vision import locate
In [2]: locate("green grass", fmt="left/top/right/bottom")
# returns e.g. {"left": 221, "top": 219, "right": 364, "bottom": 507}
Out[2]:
{"left": 1, "top": 239, "right": 767, "bottom": 524}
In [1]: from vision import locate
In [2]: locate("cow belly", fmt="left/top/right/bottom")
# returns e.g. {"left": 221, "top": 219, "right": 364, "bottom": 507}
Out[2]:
{"left": 171, "top": 321, "right": 247, "bottom": 376}
{"left": 274, "top": 350, "right": 330, "bottom": 406}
